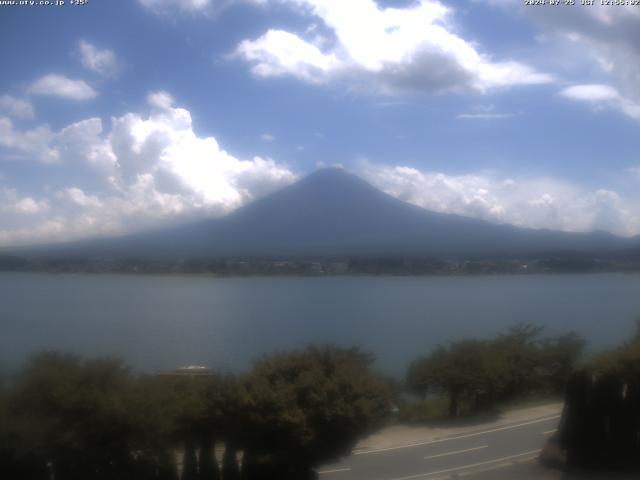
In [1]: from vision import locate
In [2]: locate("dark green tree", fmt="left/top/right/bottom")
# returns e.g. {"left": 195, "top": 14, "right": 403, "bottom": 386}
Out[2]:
{"left": 494, "top": 323, "right": 545, "bottom": 398}
{"left": 408, "top": 325, "right": 586, "bottom": 418}
{"left": 407, "top": 340, "right": 511, "bottom": 417}
{"left": 131, "top": 371, "right": 233, "bottom": 480}
{"left": 10, "top": 352, "right": 141, "bottom": 480}
{"left": 538, "top": 332, "right": 586, "bottom": 394}
{"left": 237, "top": 345, "right": 390, "bottom": 479}
{"left": 222, "top": 444, "right": 241, "bottom": 480}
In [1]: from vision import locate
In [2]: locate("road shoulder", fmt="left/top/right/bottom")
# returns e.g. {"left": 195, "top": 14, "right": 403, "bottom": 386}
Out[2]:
{"left": 354, "top": 402, "right": 563, "bottom": 455}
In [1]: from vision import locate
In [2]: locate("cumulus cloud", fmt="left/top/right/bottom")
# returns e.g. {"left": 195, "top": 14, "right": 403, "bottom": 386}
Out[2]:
{"left": 54, "top": 118, "right": 117, "bottom": 170}
{"left": 57, "top": 187, "right": 104, "bottom": 209}
{"left": 27, "top": 74, "right": 97, "bottom": 101}
{"left": 237, "top": 29, "right": 340, "bottom": 83}
{"left": 0, "top": 189, "right": 49, "bottom": 215}
{"left": 147, "top": 90, "right": 175, "bottom": 110}
{"left": 0, "top": 95, "right": 34, "bottom": 119}
{"left": 0, "top": 116, "right": 58, "bottom": 163}
{"left": 560, "top": 84, "right": 640, "bottom": 121}
{"left": 0, "top": 92, "right": 297, "bottom": 246}
{"left": 78, "top": 40, "right": 121, "bottom": 78}
{"left": 360, "top": 163, "right": 640, "bottom": 237}
{"left": 235, "top": 0, "right": 553, "bottom": 95}
{"left": 481, "top": 1, "right": 640, "bottom": 117}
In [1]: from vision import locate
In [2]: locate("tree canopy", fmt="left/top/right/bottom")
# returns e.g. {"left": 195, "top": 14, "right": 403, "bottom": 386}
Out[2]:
{"left": 407, "top": 324, "right": 585, "bottom": 418}
{"left": 0, "top": 346, "right": 390, "bottom": 480}
{"left": 238, "top": 346, "right": 391, "bottom": 478}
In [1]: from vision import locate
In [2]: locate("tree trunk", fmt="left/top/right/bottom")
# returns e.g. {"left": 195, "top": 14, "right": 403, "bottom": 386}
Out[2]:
{"left": 199, "top": 436, "right": 220, "bottom": 480}
{"left": 183, "top": 438, "right": 198, "bottom": 480}
{"left": 240, "top": 451, "right": 258, "bottom": 480}
{"left": 156, "top": 450, "right": 179, "bottom": 480}
{"left": 449, "top": 390, "right": 459, "bottom": 418}
{"left": 222, "top": 444, "right": 240, "bottom": 480}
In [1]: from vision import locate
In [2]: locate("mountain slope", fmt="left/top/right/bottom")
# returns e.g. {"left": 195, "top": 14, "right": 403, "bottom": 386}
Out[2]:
{"left": 11, "top": 168, "right": 638, "bottom": 259}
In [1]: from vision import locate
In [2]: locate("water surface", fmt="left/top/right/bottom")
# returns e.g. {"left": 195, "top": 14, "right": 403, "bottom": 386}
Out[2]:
{"left": 1, "top": 272, "right": 639, "bottom": 376}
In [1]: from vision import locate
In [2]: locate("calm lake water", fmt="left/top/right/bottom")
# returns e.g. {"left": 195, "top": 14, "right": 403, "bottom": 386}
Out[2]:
{"left": 1, "top": 272, "right": 639, "bottom": 377}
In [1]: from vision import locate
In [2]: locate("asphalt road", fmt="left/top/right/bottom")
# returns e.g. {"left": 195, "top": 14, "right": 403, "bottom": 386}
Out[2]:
{"left": 317, "top": 414, "right": 561, "bottom": 480}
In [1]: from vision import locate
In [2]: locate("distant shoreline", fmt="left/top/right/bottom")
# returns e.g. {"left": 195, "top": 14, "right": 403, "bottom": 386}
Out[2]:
{"left": 3, "top": 253, "right": 640, "bottom": 277}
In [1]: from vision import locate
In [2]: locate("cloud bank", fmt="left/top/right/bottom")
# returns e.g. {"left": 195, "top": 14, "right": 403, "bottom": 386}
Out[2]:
{"left": 235, "top": 0, "right": 553, "bottom": 95}
{"left": 481, "top": 1, "right": 640, "bottom": 121}
{"left": 0, "top": 92, "right": 296, "bottom": 246}
{"left": 360, "top": 163, "right": 640, "bottom": 237}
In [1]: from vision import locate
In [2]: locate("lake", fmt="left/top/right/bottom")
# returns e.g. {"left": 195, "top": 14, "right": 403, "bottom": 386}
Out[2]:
{"left": 1, "top": 272, "right": 639, "bottom": 377}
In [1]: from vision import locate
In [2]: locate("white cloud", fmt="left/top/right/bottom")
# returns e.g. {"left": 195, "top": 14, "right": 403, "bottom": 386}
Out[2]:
{"left": 560, "top": 84, "right": 640, "bottom": 121}
{"left": 0, "top": 95, "right": 34, "bottom": 119}
{"left": 147, "top": 90, "right": 175, "bottom": 110}
{"left": 0, "top": 189, "right": 49, "bottom": 215}
{"left": 456, "top": 105, "right": 521, "bottom": 120}
{"left": 78, "top": 40, "right": 121, "bottom": 78}
{"left": 480, "top": 1, "right": 640, "bottom": 115}
{"left": 54, "top": 118, "right": 117, "bottom": 170}
{"left": 0, "top": 220, "right": 67, "bottom": 248}
{"left": 58, "top": 187, "right": 104, "bottom": 209}
{"left": 235, "top": 0, "right": 553, "bottom": 95}
{"left": 138, "top": 0, "right": 212, "bottom": 12}
{"left": 237, "top": 29, "right": 340, "bottom": 83}
{"left": 28, "top": 74, "right": 97, "bottom": 101}
{"left": 107, "top": 92, "right": 297, "bottom": 209}
{"left": 560, "top": 84, "right": 618, "bottom": 103}
{"left": 0, "top": 91, "right": 297, "bottom": 246}
{"left": 260, "top": 133, "right": 276, "bottom": 141}
{"left": 360, "top": 163, "right": 640, "bottom": 237}
{"left": 0, "top": 116, "right": 59, "bottom": 163}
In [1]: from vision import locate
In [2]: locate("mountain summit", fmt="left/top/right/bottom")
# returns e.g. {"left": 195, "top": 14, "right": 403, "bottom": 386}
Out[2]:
{"left": 13, "top": 168, "right": 636, "bottom": 259}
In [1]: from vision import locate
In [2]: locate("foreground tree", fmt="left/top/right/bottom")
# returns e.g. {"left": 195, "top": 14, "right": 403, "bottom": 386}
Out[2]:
{"left": 130, "top": 370, "right": 240, "bottom": 480}
{"left": 494, "top": 323, "right": 545, "bottom": 398}
{"left": 0, "top": 377, "right": 50, "bottom": 480}
{"left": 407, "top": 325, "right": 586, "bottom": 418}
{"left": 8, "top": 352, "right": 143, "bottom": 480}
{"left": 407, "top": 340, "right": 509, "bottom": 417}
{"left": 558, "top": 330, "right": 640, "bottom": 471}
{"left": 538, "top": 332, "right": 586, "bottom": 394}
{"left": 237, "top": 346, "right": 391, "bottom": 479}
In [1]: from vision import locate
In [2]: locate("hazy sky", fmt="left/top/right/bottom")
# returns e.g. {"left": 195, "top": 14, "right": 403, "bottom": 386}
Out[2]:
{"left": 1, "top": 0, "right": 639, "bottom": 246}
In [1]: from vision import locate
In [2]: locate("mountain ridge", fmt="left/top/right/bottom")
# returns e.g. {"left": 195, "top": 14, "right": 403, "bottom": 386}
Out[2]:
{"left": 5, "top": 168, "right": 639, "bottom": 259}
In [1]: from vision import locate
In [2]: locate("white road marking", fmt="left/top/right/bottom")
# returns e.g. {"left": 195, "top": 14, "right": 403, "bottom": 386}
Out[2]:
{"left": 457, "top": 454, "right": 538, "bottom": 477}
{"left": 542, "top": 429, "right": 557, "bottom": 435}
{"left": 354, "top": 415, "right": 560, "bottom": 455}
{"left": 387, "top": 449, "right": 541, "bottom": 480}
{"left": 317, "top": 467, "right": 352, "bottom": 475}
{"left": 423, "top": 445, "right": 488, "bottom": 460}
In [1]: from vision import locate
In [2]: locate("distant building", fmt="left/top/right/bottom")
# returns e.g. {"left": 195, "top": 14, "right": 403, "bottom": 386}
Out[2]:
{"left": 166, "top": 365, "right": 215, "bottom": 377}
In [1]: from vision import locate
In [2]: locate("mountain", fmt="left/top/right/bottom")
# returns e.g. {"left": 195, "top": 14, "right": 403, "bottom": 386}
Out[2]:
{"left": 9, "top": 168, "right": 639, "bottom": 259}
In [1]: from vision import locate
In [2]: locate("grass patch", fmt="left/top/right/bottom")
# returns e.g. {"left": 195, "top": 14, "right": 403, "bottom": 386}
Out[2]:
{"left": 397, "top": 397, "right": 450, "bottom": 424}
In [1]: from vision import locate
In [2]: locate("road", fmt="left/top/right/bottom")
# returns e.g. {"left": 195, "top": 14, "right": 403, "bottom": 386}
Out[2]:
{"left": 317, "top": 414, "right": 561, "bottom": 480}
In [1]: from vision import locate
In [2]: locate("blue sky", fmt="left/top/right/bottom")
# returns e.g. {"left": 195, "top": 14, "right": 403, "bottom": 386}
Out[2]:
{"left": 1, "top": 0, "right": 639, "bottom": 246}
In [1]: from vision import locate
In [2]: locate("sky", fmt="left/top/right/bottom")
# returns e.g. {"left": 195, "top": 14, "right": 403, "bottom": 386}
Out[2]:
{"left": 1, "top": 0, "right": 639, "bottom": 246}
